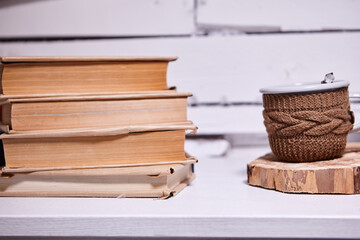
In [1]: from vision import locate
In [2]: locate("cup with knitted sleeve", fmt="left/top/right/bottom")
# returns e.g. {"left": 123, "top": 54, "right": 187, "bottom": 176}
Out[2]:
{"left": 260, "top": 80, "right": 355, "bottom": 162}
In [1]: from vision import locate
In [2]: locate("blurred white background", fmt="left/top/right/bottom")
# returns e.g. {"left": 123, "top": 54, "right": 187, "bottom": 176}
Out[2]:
{"left": 1, "top": 0, "right": 360, "bottom": 155}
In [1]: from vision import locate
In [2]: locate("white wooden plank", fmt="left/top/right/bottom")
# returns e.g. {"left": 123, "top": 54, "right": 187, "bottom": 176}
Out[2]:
{"left": 0, "top": 0, "right": 194, "bottom": 38}
{"left": 197, "top": 0, "right": 360, "bottom": 32}
{"left": 188, "top": 105, "right": 269, "bottom": 146}
{"left": 1, "top": 33, "right": 359, "bottom": 103}
{"left": 188, "top": 105, "right": 265, "bottom": 135}
{"left": 0, "top": 147, "right": 360, "bottom": 238}
{"left": 185, "top": 138, "right": 231, "bottom": 157}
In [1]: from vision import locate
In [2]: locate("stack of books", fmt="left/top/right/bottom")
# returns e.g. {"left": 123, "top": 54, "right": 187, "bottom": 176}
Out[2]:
{"left": 0, "top": 57, "right": 197, "bottom": 198}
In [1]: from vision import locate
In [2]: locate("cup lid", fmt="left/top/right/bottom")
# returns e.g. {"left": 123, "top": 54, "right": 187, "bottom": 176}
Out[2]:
{"left": 259, "top": 80, "right": 350, "bottom": 94}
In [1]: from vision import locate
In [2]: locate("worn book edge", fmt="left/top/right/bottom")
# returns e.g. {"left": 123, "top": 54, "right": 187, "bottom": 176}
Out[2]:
{"left": 0, "top": 56, "right": 178, "bottom": 63}
{"left": 0, "top": 88, "right": 178, "bottom": 100}
{"left": 161, "top": 173, "right": 196, "bottom": 199}
{"left": 0, "top": 121, "right": 197, "bottom": 139}
{"left": 0, "top": 91, "right": 192, "bottom": 104}
{"left": 1, "top": 158, "right": 198, "bottom": 174}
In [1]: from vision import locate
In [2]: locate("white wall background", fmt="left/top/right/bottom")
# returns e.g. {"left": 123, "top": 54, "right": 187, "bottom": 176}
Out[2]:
{"left": 1, "top": 0, "right": 360, "bottom": 146}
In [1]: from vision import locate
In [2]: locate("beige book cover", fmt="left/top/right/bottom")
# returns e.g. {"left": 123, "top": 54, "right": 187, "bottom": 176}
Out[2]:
{"left": 0, "top": 162, "right": 195, "bottom": 198}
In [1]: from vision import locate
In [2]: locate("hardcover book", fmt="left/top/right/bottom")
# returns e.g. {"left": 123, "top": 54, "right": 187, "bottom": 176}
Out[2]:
{"left": 0, "top": 91, "right": 190, "bottom": 132}
{"left": 0, "top": 56, "right": 176, "bottom": 95}
{"left": 0, "top": 163, "right": 195, "bottom": 198}
{"left": 0, "top": 122, "right": 197, "bottom": 169}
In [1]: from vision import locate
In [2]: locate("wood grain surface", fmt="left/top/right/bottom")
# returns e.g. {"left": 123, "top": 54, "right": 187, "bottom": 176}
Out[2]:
{"left": 247, "top": 143, "right": 360, "bottom": 194}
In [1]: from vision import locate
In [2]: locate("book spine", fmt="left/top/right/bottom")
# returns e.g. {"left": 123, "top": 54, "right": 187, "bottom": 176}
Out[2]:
{"left": 0, "top": 102, "right": 11, "bottom": 132}
{"left": 0, "top": 61, "right": 4, "bottom": 94}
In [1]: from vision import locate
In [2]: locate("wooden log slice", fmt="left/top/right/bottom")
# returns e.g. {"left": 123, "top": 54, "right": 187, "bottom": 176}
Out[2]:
{"left": 247, "top": 143, "right": 360, "bottom": 194}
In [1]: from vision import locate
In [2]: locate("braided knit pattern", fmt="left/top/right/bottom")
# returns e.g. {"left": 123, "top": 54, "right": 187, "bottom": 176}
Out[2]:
{"left": 263, "top": 109, "right": 353, "bottom": 137}
{"left": 263, "top": 87, "right": 353, "bottom": 162}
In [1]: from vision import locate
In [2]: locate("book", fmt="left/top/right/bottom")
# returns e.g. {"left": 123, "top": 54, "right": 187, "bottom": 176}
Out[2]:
{"left": 0, "top": 56, "right": 176, "bottom": 95}
{"left": 0, "top": 163, "right": 195, "bottom": 198}
{"left": 0, "top": 122, "right": 197, "bottom": 169}
{"left": 0, "top": 91, "right": 190, "bottom": 132}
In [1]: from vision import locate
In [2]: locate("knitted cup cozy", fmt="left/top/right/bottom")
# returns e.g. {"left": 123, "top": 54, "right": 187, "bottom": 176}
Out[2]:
{"left": 262, "top": 87, "right": 354, "bottom": 162}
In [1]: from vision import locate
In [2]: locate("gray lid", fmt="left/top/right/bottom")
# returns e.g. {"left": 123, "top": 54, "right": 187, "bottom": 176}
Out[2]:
{"left": 260, "top": 80, "right": 350, "bottom": 94}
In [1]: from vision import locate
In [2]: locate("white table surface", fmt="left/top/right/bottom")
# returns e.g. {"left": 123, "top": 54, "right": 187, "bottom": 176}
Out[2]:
{"left": 0, "top": 146, "right": 360, "bottom": 239}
